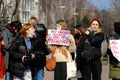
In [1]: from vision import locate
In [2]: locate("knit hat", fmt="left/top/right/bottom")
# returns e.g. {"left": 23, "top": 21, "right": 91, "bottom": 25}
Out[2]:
{"left": 114, "top": 22, "right": 120, "bottom": 35}
{"left": 35, "top": 24, "right": 47, "bottom": 39}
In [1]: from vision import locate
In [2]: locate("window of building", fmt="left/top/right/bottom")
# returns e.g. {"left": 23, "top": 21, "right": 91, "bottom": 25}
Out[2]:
{"left": 22, "top": 0, "right": 35, "bottom": 23}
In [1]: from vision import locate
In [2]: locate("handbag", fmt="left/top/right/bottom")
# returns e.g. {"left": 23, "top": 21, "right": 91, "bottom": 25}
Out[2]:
{"left": 66, "top": 60, "right": 77, "bottom": 79}
{"left": 46, "top": 56, "right": 56, "bottom": 71}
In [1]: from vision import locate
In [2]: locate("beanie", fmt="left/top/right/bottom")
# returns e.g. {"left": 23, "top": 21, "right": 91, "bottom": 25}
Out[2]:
{"left": 35, "top": 24, "right": 47, "bottom": 38}
{"left": 114, "top": 22, "right": 120, "bottom": 35}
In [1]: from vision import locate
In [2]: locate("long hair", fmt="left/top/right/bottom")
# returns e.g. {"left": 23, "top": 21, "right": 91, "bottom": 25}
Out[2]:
{"left": 50, "top": 45, "right": 68, "bottom": 58}
{"left": 6, "top": 24, "right": 16, "bottom": 36}
{"left": 89, "top": 19, "right": 106, "bottom": 38}
{"left": 90, "top": 19, "right": 102, "bottom": 28}
{"left": 10, "top": 21, "right": 22, "bottom": 32}
{"left": 19, "top": 23, "right": 33, "bottom": 39}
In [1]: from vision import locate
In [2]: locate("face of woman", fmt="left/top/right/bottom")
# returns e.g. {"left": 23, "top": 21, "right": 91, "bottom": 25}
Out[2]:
{"left": 91, "top": 21, "right": 99, "bottom": 30}
{"left": 26, "top": 27, "right": 35, "bottom": 36}
{"left": 74, "top": 28, "right": 79, "bottom": 34}
{"left": 56, "top": 24, "right": 62, "bottom": 30}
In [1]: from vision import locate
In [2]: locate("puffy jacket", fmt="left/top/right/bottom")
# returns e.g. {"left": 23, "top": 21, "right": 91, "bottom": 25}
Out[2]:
{"left": 0, "top": 41, "right": 5, "bottom": 78}
{"left": 9, "top": 37, "right": 33, "bottom": 78}
{"left": 31, "top": 24, "right": 50, "bottom": 68}
{"left": 76, "top": 29, "right": 104, "bottom": 62}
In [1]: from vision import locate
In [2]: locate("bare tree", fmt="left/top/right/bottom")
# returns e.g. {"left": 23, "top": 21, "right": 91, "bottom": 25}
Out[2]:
{"left": 11, "top": 0, "right": 21, "bottom": 21}
{"left": 100, "top": 10, "right": 114, "bottom": 35}
{"left": 0, "top": 0, "right": 3, "bottom": 9}
{"left": 0, "top": 0, "right": 21, "bottom": 30}
{"left": 111, "top": 0, "right": 120, "bottom": 21}
{"left": 39, "top": 0, "right": 87, "bottom": 29}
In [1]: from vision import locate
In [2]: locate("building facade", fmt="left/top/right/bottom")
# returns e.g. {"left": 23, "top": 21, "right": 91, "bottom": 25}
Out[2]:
{"left": 1, "top": 0, "right": 41, "bottom": 24}
{"left": 19, "top": 0, "right": 40, "bottom": 24}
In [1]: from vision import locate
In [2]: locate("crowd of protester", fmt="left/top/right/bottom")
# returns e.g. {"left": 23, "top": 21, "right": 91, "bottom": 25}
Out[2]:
{"left": 0, "top": 17, "right": 120, "bottom": 80}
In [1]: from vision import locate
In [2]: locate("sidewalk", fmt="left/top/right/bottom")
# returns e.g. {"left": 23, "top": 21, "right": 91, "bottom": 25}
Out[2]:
{"left": 101, "top": 66, "right": 112, "bottom": 80}
{"left": 44, "top": 66, "right": 112, "bottom": 80}
{"left": 0, "top": 65, "right": 111, "bottom": 80}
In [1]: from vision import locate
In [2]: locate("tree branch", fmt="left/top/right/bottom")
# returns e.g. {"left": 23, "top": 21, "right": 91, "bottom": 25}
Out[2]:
{"left": 11, "top": 0, "right": 21, "bottom": 21}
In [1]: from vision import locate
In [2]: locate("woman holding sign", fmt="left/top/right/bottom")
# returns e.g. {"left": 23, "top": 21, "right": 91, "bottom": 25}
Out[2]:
{"left": 48, "top": 20, "right": 76, "bottom": 80}
{"left": 107, "top": 22, "right": 120, "bottom": 80}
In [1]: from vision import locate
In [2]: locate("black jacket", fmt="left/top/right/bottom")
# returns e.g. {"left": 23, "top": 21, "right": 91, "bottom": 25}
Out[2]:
{"left": 9, "top": 33, "right": 50, "bottom": 78}
{"left": 9, "top": 37, "right": 33, "bottom": 78}
{"left": 31, "top": 33, "right": 50, "bottom": 68}
{"left": 76, "top": 30, "right": 104, "bottom": 62}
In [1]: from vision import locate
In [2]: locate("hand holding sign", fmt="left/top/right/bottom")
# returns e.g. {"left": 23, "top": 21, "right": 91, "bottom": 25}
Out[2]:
{"left": 47, "top": 29, "right": 70, "bottom": 46}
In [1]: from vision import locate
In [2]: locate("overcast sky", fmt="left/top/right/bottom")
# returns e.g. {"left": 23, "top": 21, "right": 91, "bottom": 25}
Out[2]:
{"left": 87, "top": 0, "right": 112, "bottom": 10}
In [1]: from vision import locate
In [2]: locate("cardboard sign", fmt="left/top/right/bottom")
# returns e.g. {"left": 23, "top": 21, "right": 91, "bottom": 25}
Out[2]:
{"left": 47, "top": 29, "right": 70, "bottom": 46}
{"left": 110, "top": 40, "right": 120, "bottom": 61}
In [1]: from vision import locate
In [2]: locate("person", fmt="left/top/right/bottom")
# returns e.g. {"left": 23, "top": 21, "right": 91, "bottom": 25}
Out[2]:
{"left": 74, "top": 24, "right": 83, "bottom": 45}
{"left": 107, "top": 22, "right": 120, "bottom": 80}
{"left": 8, "top": 23, "right": 35, "bottom": 80}
{"left": 1, "top": 21, "right": 22, "bottom": 80}
{"left": 31, "top": 24, "right": 50, "bottom": 80}
{"left": 48, "top": 20, "right": 76, "bottom": 80}
{"left": 56, "top": 20, "right": 76, "bottom": 60}
{"left": 74, "top": 24, "right": 84, "bottom": 80}
{"left": 76, "top": 19, "right": 104, "bottom": 80}
{"left": 0, "top": 34, "right": 5, "bottom": 79}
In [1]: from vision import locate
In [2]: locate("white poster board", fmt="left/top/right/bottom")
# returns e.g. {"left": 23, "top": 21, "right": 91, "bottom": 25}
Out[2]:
{"left": 110, "top": 40, "right": 120, "bottom": 61}
{"left": 47, "top": 29, "right": 70, "bottom": 46}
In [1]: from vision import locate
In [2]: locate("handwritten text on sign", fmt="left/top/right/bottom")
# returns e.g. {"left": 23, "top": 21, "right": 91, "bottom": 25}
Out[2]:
{"left": 110, "top": 40, "right": 120, "bottom": 61}
{"left": 47, "top": 29, "right": 70, "bottom": 46}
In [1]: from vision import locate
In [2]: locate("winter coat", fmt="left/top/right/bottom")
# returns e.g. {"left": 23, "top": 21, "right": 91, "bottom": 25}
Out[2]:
{"left": 107, "top": 31, "right": 120, "bottom": 79}
{"left": 68, "top": 34, "right": 76, "bottom": 53}
{"left": 76, "top": 29, "right": 104, "bottom": 62}
{"left": 0, "top": 41, "right": 5, "bottom": 78}
{"left": 31, "top": 33, "right": 50, "bottom": 68}
{"left": 1, "top": 28, "right": 14, "bottom": 70}
{"left": 8, "top": 36, "right": 34, "bottom": 78}
{"left": 53, "top": 47, "right": 72, "bottom": 62}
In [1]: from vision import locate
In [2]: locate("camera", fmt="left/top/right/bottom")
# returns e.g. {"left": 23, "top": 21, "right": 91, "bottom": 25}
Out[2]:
{"left": 24, "top": 54, "right": 32, "bottom": 65}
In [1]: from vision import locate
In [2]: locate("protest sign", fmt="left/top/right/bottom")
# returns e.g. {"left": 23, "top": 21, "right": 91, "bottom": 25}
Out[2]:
{"left": 110, "top": 40, "right": 120, "bottom": 61}
{"left": 47, "top": 29, "right": 70, "bottom": 46}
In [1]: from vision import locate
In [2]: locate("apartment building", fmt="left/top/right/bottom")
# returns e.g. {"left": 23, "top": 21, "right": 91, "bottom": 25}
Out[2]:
{"left": 1, "top": 0, "right": 41, "bottom": 24}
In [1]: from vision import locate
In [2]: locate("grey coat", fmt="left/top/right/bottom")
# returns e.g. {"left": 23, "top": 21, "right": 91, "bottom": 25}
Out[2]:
{"left": 1, "top": 28, "right": 13, "bottom": 69}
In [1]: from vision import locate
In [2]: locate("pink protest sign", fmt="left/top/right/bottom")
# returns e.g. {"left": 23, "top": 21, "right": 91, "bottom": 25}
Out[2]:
{"left": 47, "top": 29, "right": 70, "bottom": 46}
{"left": 110, "top": 40, "right": 120, "bottom": 61}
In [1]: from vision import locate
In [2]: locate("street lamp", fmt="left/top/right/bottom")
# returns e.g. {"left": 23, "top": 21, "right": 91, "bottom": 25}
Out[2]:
{"left": 59, "top": 5, "right": 66, "bottom": 20}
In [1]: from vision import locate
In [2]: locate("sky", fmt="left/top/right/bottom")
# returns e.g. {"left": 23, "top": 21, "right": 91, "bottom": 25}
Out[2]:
{"left": 87, "top": 0, "right": 112, "bottom": 10}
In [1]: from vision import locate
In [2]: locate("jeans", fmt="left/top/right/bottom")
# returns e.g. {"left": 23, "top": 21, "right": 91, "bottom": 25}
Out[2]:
{"left": 5, "top": 72, "right": 13, "bottom": 80}
{"left": 32, "top": 67, "right": 44, "bottom": 80}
